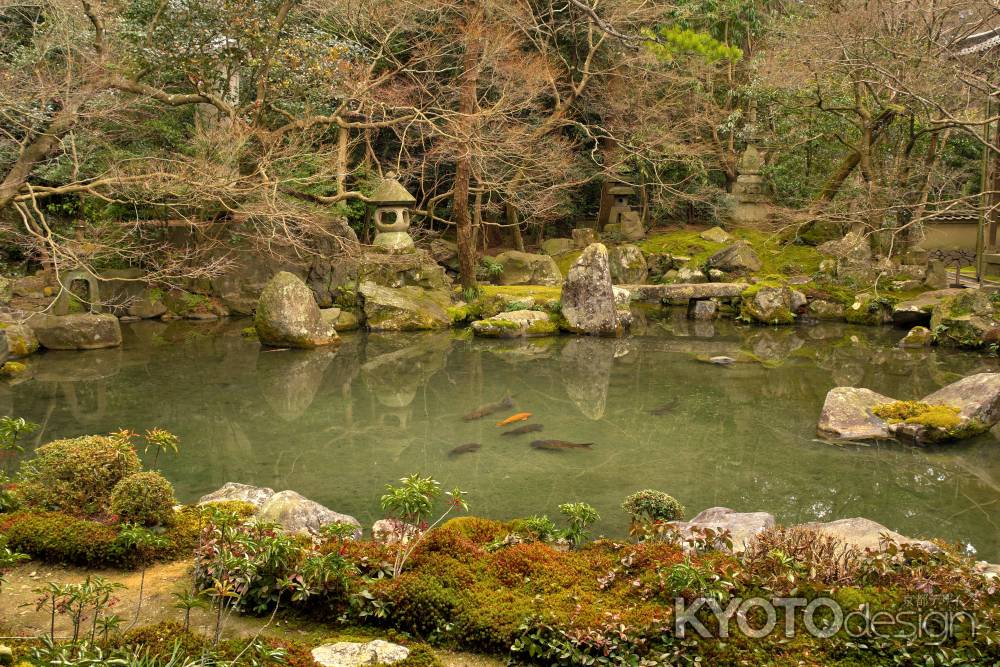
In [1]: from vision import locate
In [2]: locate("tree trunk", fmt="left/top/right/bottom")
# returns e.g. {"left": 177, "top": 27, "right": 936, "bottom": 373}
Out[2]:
{"left": 452, "top": 24, "right": 482, "bottom": 291}
{"left": 507, "top": 203, "right": 525, "bottom": 251}
{"left": 335, "top": 126, "right": 349, "bottom": 195}
{"left": 0, "top": 97, "right": 90, "bottom": 210}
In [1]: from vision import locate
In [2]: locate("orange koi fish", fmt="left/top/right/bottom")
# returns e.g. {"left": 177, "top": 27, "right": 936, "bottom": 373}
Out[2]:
{"left": 496, "top": 412, "right": 532, "bottom": 427}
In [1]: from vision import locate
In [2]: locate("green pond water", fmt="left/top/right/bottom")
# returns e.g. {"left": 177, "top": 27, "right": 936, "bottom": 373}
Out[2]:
{"left": 7, "top": 313, "right": 1000, "bottom": 559}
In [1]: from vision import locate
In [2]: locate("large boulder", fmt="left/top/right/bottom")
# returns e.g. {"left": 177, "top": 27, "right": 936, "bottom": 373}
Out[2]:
{"left": 707, "top": 241, "right": 762, "bottom": 273}
{"left": 561, "top": 243, "right": 624, "bottom": 336}
{"left": 258, "top": 490, "right": 362, "bottom": 537}
{"left": 494, "top": 251, "right": 562, "bottom": 286}
{"left": 29, "top": 313, "right": 122, "bottom": 350}
{"left": 817, "top": 387, "right": 894, "bottom": 441}
{"left": 254, "top": 272, "right": 339, "bottom": 348}
{"left": 126, "top": 289, "right": 168, "bottom": 319}
{"left": 312, "top": 640, "right": 409, "bottom": 667}
{"left": 471, "top": 310, "right": 557, "bottom": 338}
{"left": 669, "top": 507, "right": 775, "bottom": 552}
{"left": 357, "top": 282, "right": 451, "bottom": 331}
{"left": 797, "top": 517, "right": 934, "bottom": 552}
{"left": 891, "top": 289, "right": 964, "bottom": 327}
{"left": 608, "top": 244, "right": 648, "bottom": 284}
{"left": 198, "top": 482, "right": 275, "bottom": 509}
{"left": 806, "top": 299, "right": 846, "bottom": 321}
{"left": 739, "top": 285, "right": 804, "bottom": 325}
{"left": 929, "top": 289, "right": 1000, "bottom": 348}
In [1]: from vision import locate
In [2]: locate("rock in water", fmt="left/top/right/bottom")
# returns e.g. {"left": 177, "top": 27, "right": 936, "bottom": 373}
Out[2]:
{"left": 312, "top": 640, "right": 409, "bottom": 667}
{"left": 817, "top": 387, "right": 894, "bottom": 441}
{"left": 494, "top": 251, "right": 562, "bottom": 286}
{"left": 898, "top": 326, "right": 932, "bottom": 348}
{"left": 29, "top": 313, "right": 122, "bottom": 350}
{"left": 254, "top": 271, "right": 339, "bottom": 348}
{"left": 198, "top": 482, "right": 275, "bottom": 509}
{"left": 739, "top": 285, "right": 805, "bottom": 325}
{"left": 357, "top": 282, "right": 451, "bottom": 331}
{"left": 920, "top": 373, "right": 1000, "bottom": 429}
{"left": 258, "top": 490, "right": 362, "bottom": 538}
{"left": 562, "top": 243, "right": 624, "bottom": 336}
{"left": 707, "top": 241, "right": 762, "bottom": 273}
{"left": 471, "top": 309, "right": 557, "bottom": 338}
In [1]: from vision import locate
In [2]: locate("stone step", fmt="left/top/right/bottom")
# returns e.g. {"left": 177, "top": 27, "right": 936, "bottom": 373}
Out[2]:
{"left": 621, "top": 283, "right": 746, "bottom": 304}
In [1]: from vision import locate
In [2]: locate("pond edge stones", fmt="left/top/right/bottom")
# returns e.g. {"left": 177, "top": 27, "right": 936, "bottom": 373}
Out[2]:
{"left": 561, "top": 243, "right": 626, "bottom": 336}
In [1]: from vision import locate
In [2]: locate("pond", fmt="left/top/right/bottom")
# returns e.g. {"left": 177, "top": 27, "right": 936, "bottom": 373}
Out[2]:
{"left": 6, "top": 312, "right": 1000, "bottom": 559}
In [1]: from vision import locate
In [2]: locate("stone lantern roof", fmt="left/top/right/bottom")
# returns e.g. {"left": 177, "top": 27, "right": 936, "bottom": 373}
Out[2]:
{"left": 608, "top": 184, "right": 636, "bottom": 197}
{"left": 371, "top": 173, "right": 416, "bottom": 206}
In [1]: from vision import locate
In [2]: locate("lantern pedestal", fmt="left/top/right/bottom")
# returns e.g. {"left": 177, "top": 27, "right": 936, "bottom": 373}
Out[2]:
{"left": 373, "top": 231, "right": 416, "bottom": 254}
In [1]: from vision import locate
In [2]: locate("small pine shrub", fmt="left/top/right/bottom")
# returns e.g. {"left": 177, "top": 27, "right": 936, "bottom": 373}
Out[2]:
{"left": 17, "top": 435, "right": 141, "bottom": 517}
{"left": 110, "top": 472, "right": 177, "bottom": 526}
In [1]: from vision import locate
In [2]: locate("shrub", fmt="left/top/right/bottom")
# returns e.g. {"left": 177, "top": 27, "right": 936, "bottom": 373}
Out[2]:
{"left": 622, "top": 489, "right": 686, "bottom": 523}
{"left": 110, "top": 472, "right": 177, "bottom": 526}
{"left": 0, "top": 511, "right": 124, "bottom": 567}
{"left": 17, "top": 434, "right": 141, "bottom": 517}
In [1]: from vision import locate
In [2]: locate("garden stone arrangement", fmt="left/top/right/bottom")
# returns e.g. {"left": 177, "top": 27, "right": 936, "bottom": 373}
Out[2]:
{"left": 2, "top": 0, "right": 1000, "bottom": 665}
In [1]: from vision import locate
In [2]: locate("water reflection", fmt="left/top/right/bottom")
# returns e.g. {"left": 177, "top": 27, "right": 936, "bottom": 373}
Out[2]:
{"left": 7, "top": 315, "right": 1000, "bottom": 559}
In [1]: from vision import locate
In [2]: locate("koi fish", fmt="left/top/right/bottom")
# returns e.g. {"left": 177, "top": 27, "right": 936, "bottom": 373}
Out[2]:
{"left": 649, "top": 399, "right": 679, "bottom": 416}
{"left": 501, "top": 424, "right": 544, "bottom": 436}
{"left": 449, "top": 443, "right": 482, "bottom": 457}
{"left": 463, "top": 396, "right": 514, "bottom": 421}
{"left": 531, "top": 440, "right": 593, "bottom": 450}
{"left": 496, "top": 412, "right": 532, "bottom": 427}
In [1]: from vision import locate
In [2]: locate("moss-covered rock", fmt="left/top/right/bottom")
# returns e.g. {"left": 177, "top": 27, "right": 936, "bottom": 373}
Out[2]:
{"left": 899, "top": 326, "right": 932, "bottom": 348}
{"left": 0, "top": 323, "right": 38, "bottom": 358}
{"left": 739, "top": 283, "right": 804, "bottom": 325}
{"left": 358, "top": 282, "right": 452, "bottom": 331}
{"left": 471, "top": 310, "right": 558, "bottom": 338}
{"left": 845, "top": 293, "right": 895, "bottom": 326}
{"left": 494, "top": 251, "right": 562, "bottom": 286}
{"left": 929, "top": 289, "right": 1000, "bottom": 348}
{"left": 607, "top": 244, "right": 648, "bottom": 284}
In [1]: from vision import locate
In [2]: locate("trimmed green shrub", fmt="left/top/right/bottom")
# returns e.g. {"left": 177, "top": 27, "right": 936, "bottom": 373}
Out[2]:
{"left": 0, "top": 510, "right": 125, "bottom": 567}
{"left": 17, "top": 435, "right": 141, "bottom": 517}
{"left": 622, "top": 489, "right": 685, "bottom": 523}
{"left": 110, "top": 472, "right": 177, "bottom": 526}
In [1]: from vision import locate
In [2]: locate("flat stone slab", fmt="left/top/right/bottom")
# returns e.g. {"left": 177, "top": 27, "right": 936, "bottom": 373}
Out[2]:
{"left": 312, "top": 640, "right": 409, "bottom": 666}
{"left": 817, "top": 387, "right": 894, "bottom": 441}
{"left": 622, "top": 283, "right": 746, "bottom": 303}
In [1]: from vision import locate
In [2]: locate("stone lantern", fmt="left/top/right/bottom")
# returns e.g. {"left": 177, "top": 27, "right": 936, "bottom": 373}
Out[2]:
{"left": 606, "top": 184, "right": 644, "bottom": 241}
{"left": 370, "top": 173, "right": 417, "bottom": 253}
{"left": 730, "top": 144, "right": 771, "bottom": 224}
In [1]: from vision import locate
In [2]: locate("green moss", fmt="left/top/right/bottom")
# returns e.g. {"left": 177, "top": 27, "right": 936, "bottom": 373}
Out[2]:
{"left": 555, "top": 250, "right": 582, "bottom": 276}
{"left": 640, "top": 228, "right": 823, "bottom": 277}
{"left": 447, "top": 304, "right": 472, "bottom": 324}
{"left": 240, "top": 326, "right": 258, "bottom": 340}
{"left": 525, "top": 319, "right": 559, "bottom": 335}
{"left": 872, "top": 401, "right": 986, "bottom": 441}
{"left": 479, "top": 285, "right": 562, "bottom": 300}
{"left": 0, "top": 361, "right": 26, "bottom": 376}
